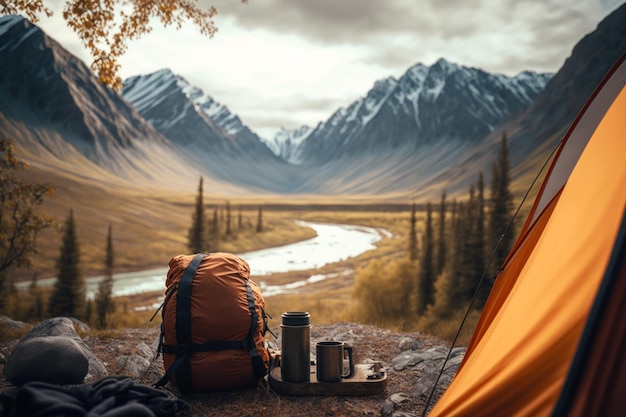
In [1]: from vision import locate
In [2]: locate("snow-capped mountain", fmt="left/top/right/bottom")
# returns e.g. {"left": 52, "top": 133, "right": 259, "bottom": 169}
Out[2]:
{"left": 123, "top": 70, "right": 279, "bottom": 159}
{"left": 0, "top": 15, "right": 195, "bottom": 187}
{"left": 2, "top": 2, "right": 625, "bottom": 199}
{"left": 262, "top": 126, "right": 313, "bottom": 165}
{"left": 281, "top": 59, "right": 553, "bottom": 165}
{"left": 121, "top": 69, "right": 294, "bottom": 191}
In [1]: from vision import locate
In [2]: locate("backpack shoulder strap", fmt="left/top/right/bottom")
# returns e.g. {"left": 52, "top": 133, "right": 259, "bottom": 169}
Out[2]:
{"left": 155, "top": 253, "right": 206, "bottom": 393}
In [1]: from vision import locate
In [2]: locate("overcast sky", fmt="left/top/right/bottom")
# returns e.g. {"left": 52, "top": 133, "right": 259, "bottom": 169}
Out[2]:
{"left": 36, "top": 0, "right": 623, "bottom": 140}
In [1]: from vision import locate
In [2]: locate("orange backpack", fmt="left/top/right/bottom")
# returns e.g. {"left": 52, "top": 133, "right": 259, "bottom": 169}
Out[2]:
{"left": 155, "top": 253, "right": 270, "bottom": 393}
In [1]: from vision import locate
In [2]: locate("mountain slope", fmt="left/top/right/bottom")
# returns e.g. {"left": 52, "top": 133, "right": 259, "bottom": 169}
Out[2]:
{"left": 3, "top": 3, "right": 625, "bottom": 200}
{"left": 120, "top": 59, "right": 553, "bottom": 197}
{"left": 460, "top": 1, "right": 626, "bottom": 195}
{"left": 0, "top": 16, "right": 263, "bottom": 194}
{"left": 285, "top": 59, "right": 552, "bottom": 166}
{"left": 122, "top": 70, "right": 296, "bottom": 192}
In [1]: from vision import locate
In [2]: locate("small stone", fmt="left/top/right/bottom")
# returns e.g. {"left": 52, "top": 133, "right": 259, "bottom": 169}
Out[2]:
{"left": 116, "top": 354, "right": 151, "bottom": 378}
{"left": 0, "top": 315, "right": 29, "bottom": 330}
{"left": 390, "top": 392, "right": 410, "bottom": 406}
{"left": 381, "top": 400, "right": 395, "bottom": 416}
{"left": 4, "top": 336, "right": 89, "bottom": 386}
{"left": 398, "top": 337, "right": 422, "bottom": 352}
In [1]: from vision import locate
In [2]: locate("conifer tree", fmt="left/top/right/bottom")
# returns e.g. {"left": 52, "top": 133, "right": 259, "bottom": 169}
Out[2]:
{"left": 450, "top": 201, "right": 469, "bottom": 306}
{"left": 209, "top": 207, "right": 220, "bottom": 250}
{"left": 416, "top": 202, "right": 435, "bottom": 314}
{"left": 474, "top": 172, "right": 489, "bottom": 307}
{"left": 256, "top": 206, "right": 263, "bottom": 233}
{"left": 225, "top": 200, "right": 232, "bottom": 237}
{"left": 48, "top": 209, "right": 86, "bottom": 319}
{"left": 460, "top": 185, "right": 477, "bottom": 302}
{"left": 409, "top": 203, "right": 418, "bottom": 261}
{"left": 85, "top": 298, "right": 93, "bottom": 325}
{"left": 187, "top": 177, "right": 206, "bottom": 253}
{"left": 490, "top": 132, "right": 515, "bottom": 275}
{"left": 95, "top": 224, "right": 115, "bottom": 329}
{"left": 436, "top": 191, "right": 447, "bottom": 275}
{"left": 27, "top": 275, "right": 45, "bottom": 321}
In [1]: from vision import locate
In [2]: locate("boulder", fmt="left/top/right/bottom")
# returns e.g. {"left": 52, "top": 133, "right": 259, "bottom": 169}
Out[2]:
{"left": 10, "top": 317, "right": 108, "bottom": 381}
{"left": 3, "top": 335, "right": 89, "bottom": 385}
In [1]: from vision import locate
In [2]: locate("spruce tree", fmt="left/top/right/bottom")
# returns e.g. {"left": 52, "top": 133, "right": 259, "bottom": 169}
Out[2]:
{"left": 225, "top": 200, "right": 232, "bottom": 237}
{"left": 417, "top": 202, "right": 435, "bottom": 314}
{"left": 187, "top": 177, "right": 206, "bottom": 253}
{"left": 256, "top": 206, "right": 263, "bottom": 233}
{"left": 96, "top": 224, "right": 115, "bottom": 329}
{"left": 27, "top": 275, "right": 45, "bottom": 321}
{"left": 450, "top": 201, "right": 469, "bottom": 307}
{"left": 436, "top": 191, "right": 447, "bottom": 275}
{"left": 460, "top": 185, "right": 477, "bottom": 302}
{"left": 489, "top": 132, "right": 515, "bottom": 275}
{"left": 209, "top": 207, "right": 220, "bottom": 250}
{"left": 48, "top": 209, "right": 86, "bottom": 319}
{"left": 409, "top": 203, "right": 418, "bottom": 261}
{"left": 474, "top": 172, "right": 489, "bottom": 307}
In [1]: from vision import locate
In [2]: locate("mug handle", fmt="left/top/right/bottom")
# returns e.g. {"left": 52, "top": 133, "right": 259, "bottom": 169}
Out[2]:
{"left": 341, "top": 345, "right": 355, "bottom": 379}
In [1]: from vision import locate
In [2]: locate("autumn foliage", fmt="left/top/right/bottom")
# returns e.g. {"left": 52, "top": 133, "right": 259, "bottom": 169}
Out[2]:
{"left": 1, "top": 0, "right": 248, "bottom": 90}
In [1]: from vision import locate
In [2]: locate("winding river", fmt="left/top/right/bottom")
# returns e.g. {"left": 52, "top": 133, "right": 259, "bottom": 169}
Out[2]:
{"left": 21, "top": 221, "right": 389, "bottom": 299}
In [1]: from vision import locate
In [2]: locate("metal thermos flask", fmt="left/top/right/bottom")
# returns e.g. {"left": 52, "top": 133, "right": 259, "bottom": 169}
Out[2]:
{"left": 280, "top": 311, "right": 311, "bottom": 382}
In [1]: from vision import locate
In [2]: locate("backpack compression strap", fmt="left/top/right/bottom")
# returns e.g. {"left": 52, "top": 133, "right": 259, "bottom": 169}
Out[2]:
{"left": 244, "top": 280, "right": 268, "bottom": 380}
{"left": 155, "top": 253, "right": 206, "bottom": 393}
{"left": 155, "top": 253, "right": 268, "bottom": 392}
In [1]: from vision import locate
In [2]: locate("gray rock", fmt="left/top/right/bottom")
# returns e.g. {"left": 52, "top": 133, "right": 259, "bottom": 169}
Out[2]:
{"left": 0, "top": 315, "right": 29, "bottom": 330}
{"left": 116, "top": 342, "right": 157, "bottom": 377}
{"left": 17, "top": 317, "right": 108, "bottom": 380}
{"left": 4, "top": 335, "right": 89, "bottom": 385}
{"left": 20, "top": 317, "right": 80, "bottom": 340}
{"left": 391, "top": 346, "right": 447, "bottom": 371}
{"left": 116, "top": 354, "right": 151, "bottom": 378}
{"left": 135, "top": 341, "right": 155, "bottom": 359}
{"left": 390, "top": 392, "right": 410, "bottom": 406}
{"left": 381, "top": 399, "right": 395, "bottom": 416}
{"left": 398, "top": 337, "right": 423, "bottom": 352}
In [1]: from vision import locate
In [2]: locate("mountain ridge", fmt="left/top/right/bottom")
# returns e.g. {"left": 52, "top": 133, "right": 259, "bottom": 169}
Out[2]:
{"left": 2, "top": 4, "right": 626, "bottom": 200}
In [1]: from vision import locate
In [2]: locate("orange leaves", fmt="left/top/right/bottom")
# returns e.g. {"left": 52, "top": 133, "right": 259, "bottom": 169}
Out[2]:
{"left": 2, "top": 0, "right": 239, "bottom": 91}
{"left": 0, "top": 0, "right": 52, "bottom": 22}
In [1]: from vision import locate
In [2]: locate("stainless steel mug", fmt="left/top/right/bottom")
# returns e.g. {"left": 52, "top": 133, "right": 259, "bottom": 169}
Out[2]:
{"left": 315, "top": 341, "right": 354, "bottom": 382}
{"left": 280, "top": 311, "right": 311, "bottom": 382}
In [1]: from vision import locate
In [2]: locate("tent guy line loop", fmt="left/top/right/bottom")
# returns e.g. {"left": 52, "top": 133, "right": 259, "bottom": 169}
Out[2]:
{"left": 419, "top": 135, "right": 564, "bottom": 417}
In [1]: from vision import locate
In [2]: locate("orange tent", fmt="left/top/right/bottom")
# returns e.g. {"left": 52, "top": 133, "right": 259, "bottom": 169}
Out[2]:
{"left": 428, "top": 53, "right": 626, "bottom": 417}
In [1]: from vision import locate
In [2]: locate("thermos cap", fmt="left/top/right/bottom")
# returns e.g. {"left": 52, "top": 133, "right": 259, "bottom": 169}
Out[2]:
{"left": 281, "top": 311, "right": 310, "bottom": 326}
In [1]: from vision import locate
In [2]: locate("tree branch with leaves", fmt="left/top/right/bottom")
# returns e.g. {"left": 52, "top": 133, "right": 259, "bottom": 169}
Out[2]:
{"left": 0, "top": 138, "right": 54, "bottom": 278}
{"left": 1, "top": 0, "right": 248, "bottom": 90}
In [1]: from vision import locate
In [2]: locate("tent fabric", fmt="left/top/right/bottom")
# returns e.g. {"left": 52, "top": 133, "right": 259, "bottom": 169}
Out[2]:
{"left": 553, "top": 214, "right": 626, "bottom": 417}
{"left": 428, "top": 54, "right": 626, "bottom": 417}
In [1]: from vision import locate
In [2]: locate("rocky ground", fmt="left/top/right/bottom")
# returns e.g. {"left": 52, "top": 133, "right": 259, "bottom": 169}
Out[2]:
{"left": 0, "top": 318, "right": 463, "bottom": 417}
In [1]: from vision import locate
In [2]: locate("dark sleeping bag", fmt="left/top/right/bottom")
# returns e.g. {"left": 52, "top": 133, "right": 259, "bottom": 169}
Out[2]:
{"left": 0, "top": 376, "right": 187, "bottom": 417}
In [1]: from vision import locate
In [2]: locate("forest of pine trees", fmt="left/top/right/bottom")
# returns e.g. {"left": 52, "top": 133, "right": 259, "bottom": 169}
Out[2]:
{"left": 2, "top": 133, "right": 514, "bottom": 339}
{"left": 354, "top": 132, "right": 516, "bottom": 339}
{"left": 185, "top": 177, "right": 265, "bottom": 254}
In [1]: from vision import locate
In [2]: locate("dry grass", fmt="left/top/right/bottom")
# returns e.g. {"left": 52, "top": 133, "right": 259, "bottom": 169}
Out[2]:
{"left": 11, "top": 165, "right": 480, "bottom": 344}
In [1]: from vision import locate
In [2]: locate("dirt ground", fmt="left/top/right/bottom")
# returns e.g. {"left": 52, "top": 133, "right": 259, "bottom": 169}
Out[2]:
{"left": 0, "top": 323, "right": 448, "bottom": 417}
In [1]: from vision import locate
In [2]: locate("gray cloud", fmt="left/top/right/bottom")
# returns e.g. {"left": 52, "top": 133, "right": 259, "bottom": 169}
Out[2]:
{"left": 207, "top": 0, "right": 618, "bottom": 75}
